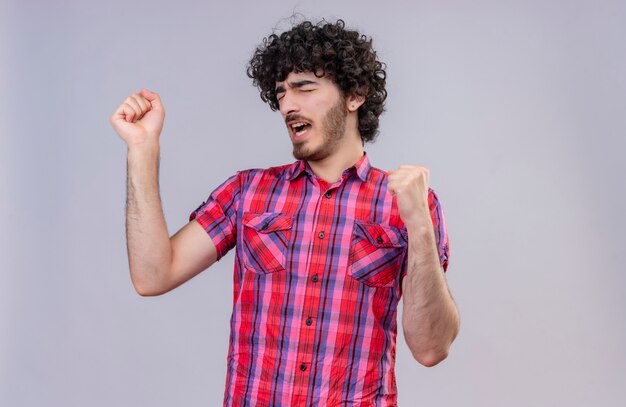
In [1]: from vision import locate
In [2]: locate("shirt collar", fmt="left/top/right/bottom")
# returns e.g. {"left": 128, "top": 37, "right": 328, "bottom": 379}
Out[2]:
{"left": 286, "top": 152, "right": 371, "bottom": 183}
{"left": 285, "top": 160, "right": 306, "bottom": 181}
{"left": 351, "top": 152, "right": 372, "bottom": 182}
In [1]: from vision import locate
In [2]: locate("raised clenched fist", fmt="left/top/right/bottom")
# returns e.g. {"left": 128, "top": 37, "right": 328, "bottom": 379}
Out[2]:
{"left": 110, "top": 88, "right": 166, "bottom": 148}
{"left": 387, "top": 165, "right": 430, "bottom": 227}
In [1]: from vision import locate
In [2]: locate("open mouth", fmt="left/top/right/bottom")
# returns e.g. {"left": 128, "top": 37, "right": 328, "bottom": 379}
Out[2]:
{"left": 290, "top": 121, "right": 312, "bottom": 138}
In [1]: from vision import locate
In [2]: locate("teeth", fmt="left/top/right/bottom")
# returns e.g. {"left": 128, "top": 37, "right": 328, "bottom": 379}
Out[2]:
{"left": 290, "top": 122, "right": 308, "bottom": 129}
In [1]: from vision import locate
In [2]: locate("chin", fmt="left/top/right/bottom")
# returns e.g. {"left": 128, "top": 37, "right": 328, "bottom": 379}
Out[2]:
{"left": 294, "top": 147, "right": 332, "bottom": 162}
{"left": 293, "top": 148, "right": 311, "bottom": 161}
{"left": 292, "top": 141, "right": 314, "bottom": 160}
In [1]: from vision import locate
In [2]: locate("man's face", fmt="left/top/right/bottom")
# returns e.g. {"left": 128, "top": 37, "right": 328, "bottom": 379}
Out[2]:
{"left": 275, "top": 71, "right": 348, "bottom": 161}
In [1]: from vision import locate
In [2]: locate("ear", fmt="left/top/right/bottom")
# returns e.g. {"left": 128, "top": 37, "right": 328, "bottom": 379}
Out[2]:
{"left": 346, "top": 87, "right": 367, "bottom": 112}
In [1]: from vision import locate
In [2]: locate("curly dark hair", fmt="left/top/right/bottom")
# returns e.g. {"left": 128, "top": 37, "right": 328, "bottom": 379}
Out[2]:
{"left": 247, "top": 19, "right": 387, "bottom": 143}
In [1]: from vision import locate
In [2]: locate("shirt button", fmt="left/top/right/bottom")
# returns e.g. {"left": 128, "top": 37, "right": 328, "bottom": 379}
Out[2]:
{"left": 318, "top": 231, "right": 325, "bottom": 239}
{"left": 311, "top": 274, "right": 319, "bottom": 283}
{"left": 324, "top": 191, "right": 332, "bottom": 199}
{"left": 300, "top": 363, "right": 307, "bottom": 372}
{"left": 376, "top": 236, "right": 384, "bottom": 244}
{"left": 306, "top": 317, "right": 313, "bottom": 326}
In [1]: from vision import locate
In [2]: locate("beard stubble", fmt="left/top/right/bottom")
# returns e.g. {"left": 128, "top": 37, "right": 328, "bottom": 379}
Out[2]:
{"left": 292, "top": 96, "right": 348, "bottom": 161}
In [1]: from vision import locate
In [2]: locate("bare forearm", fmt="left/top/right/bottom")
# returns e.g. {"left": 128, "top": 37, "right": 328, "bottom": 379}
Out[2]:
{"left": 402, "top": 220, "right": 459, "bottom": 366}
{"left": 126, "top": 142, "right": 172, "bottom": 295}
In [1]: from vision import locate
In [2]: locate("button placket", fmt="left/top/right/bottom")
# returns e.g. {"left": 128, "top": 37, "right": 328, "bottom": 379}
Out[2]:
{"left": 294, "top": 185, "right": 335, "bottom": 390}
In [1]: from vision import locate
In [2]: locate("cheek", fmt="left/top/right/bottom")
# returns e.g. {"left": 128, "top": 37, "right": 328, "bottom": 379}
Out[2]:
{"left": 312, "top": 103, "right": 329, "bottom": 122}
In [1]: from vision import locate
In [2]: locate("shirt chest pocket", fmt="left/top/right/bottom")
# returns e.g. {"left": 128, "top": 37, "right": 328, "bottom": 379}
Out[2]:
{"left": 348, "top": 221, "right": 407, "bottom": 288}
{"left": 242, "top": 212, "right": 293, "bottom": 274}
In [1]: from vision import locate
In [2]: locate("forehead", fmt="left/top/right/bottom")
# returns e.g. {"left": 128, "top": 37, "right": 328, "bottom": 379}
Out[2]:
{"left": 275, "top": 71, "right": 335, "bottom": 87}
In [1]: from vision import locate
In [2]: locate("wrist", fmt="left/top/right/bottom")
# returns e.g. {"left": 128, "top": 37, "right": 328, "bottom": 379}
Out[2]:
{"left": 127, "top": 140, "right": 160, "bottom": 157}
{"left": 402, "top": 205, "right": 431, "bottom": 232}
{"left": 405, "top": 222, "right": 433, "bottom": 240}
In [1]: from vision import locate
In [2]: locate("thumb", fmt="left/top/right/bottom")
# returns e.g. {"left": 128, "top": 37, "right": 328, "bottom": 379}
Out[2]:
{"left": 140, "top": 88, "right": 164, "bottom": 112}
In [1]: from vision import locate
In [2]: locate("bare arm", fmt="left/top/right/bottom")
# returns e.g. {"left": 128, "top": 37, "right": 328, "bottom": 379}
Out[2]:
{"left": 112, "top": 89, "right": 218, "bottom": 296}
{"left": 401, "top": 220, "right": 459, "bottom": 366}
{"left": 388, "top": 165, "right": 460, "bottom": 367}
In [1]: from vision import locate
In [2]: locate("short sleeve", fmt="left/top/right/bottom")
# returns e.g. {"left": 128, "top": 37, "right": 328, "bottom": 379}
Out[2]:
{"left": 428, "top": 188, "right": 450, "bottom": 272}
{"left": 189, "top": 172, "right": 240, "bottom": 261}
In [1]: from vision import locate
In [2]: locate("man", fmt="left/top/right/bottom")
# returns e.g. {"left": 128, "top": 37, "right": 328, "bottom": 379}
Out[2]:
{"left": 110, "top": 19, "right": 459, "bottom": 406}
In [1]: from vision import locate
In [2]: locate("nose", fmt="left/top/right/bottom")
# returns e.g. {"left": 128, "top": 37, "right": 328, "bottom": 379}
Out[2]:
{"left": 279, "top": 91, "right": 299, "bottom": 117}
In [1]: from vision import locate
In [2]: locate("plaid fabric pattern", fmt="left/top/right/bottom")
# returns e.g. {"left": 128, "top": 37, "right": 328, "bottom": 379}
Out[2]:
{"left": 189, "top": 153, "right": 450, "bottom": 406}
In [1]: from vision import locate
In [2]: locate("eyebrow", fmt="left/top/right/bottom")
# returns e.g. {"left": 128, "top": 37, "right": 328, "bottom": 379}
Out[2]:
{"left": 275, "top": 79, "right": 319, "bottom": 94}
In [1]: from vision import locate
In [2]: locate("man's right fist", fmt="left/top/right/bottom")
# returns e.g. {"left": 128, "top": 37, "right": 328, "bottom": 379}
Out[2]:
{"left": 110, "top": 88, "right": 166, "bottom": 147}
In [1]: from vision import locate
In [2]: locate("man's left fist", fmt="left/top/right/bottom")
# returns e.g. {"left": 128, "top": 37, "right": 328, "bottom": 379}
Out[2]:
{"left": 387, "top": 165, "right": 430, "bottom": 227}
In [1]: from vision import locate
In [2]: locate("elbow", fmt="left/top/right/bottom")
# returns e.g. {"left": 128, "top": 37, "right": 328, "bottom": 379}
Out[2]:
{"left": 130, "top": 270, "right": 168, "bottom": 297}
{"left": 133, "top": 283, "right": 164, "bottom": 297}
{"left": 410, "top": 348, "right": 449, "bottom": 367}
{"left": 403, "top": 327, "right": 455, "bottom": 367}
{"left": 406, "top": 328, "right": 459, "bottom": 367}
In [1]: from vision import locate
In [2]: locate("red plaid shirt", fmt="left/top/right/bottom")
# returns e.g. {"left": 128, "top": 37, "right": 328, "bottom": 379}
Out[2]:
{"left": 190, "top": 153, "right": 450, "bottom": 406}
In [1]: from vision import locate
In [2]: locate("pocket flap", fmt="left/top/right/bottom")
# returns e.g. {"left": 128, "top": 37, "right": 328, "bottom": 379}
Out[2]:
{"left": 243, "top": 212, "right": 293, "bottom": 233}
{"left": 354, "top": 221, "right": 406, "bottom": 248}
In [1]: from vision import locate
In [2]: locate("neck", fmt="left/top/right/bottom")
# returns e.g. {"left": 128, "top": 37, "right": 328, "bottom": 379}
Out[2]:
{"left": 307, "top": 131, "right": 364, "bottom": 183}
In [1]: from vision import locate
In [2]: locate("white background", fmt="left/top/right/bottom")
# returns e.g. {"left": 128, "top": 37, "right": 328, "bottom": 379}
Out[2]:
{"left": 1, "top": 0, "right": 625, "bottom": 405}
